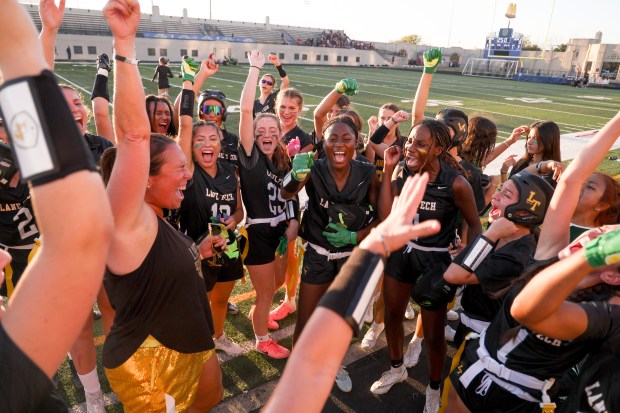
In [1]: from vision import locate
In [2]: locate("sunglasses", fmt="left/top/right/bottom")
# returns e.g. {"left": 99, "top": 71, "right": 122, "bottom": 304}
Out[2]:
{"left": 201, "top": 105, "right": 223, "bottom": 116}
{"left": 261, "top": 79, "right": 274, "bottom": 86}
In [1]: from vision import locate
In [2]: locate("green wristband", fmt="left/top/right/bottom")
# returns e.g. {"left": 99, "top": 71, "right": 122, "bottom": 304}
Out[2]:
{"left": 350, "top": 231, "right": 358, "bottom": 246}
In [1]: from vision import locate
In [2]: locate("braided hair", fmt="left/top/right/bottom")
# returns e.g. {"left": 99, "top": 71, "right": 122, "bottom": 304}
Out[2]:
{"left": 411, "top": 119, "right": 471, "bottom": 179}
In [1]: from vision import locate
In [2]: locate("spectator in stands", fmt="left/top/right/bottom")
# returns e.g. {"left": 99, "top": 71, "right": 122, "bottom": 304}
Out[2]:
{"left": 253, "top": 53, "right": 289, "bottom": 117}
{"left": 152, "top": 56, "right": 174, "bottom": 96}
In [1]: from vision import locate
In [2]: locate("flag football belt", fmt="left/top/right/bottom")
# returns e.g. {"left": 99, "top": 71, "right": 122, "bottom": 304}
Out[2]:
{"left": 245, "top": 211, "right": 287, "bottom": 227}
{"left": 306, "top": 242, "right": 352, "bottom": 261}
{"left": 459, "top": 312, "right": 490, "bottom": 334}
{"left": 460, "top": 329, "right": 556, "bottom": 404}
{"left": 404, "top": 241, "right": 449, "bottom": 253}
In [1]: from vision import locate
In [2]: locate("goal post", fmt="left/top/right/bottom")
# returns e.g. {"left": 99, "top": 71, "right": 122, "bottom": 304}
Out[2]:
{"left": 462, "top": 58, "right": 519, "bottom": 79}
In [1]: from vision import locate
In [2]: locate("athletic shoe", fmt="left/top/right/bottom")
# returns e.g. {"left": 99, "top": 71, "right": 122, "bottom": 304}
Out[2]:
{"left": 423, "top": 385, "right": 441, "bottom": 413}
{"left": 256, "top": 339, "right": 290, "bottom": 359}
{"left": 370, "top": 367, "right": 408, "bottom": 395}
{"left": 361, "top": 322, "right": 384, "bottom": 350}
{"left": 96, "top": 53, "right": 111, "bottom": 72}
{"left": 248, "top": 305, "right": 279, "bottom": 330}
{"left": 404, "top": 339, "right": 423, "bottom": 368}
{"left": 335, "top": 366, "right": 352, "bottom": 392}
{"left": 227, "top": 301, "right": 239, "bottom": 315}
{"left": 405, "top": 303, "right": 416, "bottom": 320}
{"left": 85, "top": 390, "right": 106, "bottom": 413}
{"left": 269, "top": 301, "right": 296, "bottom": 321}
{"left": 445, "top": 325, "right": 456, "bottom": 342}
{"left": 447, "top": 309, "right": 459, "bottom": 321}
{"left": 214, "top": 333, "right": 243, "bottom": 356}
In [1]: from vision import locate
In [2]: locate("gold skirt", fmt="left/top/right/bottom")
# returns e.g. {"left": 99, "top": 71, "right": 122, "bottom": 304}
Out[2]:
{"left": 105, "top": 336, "right": 214, "bottom": 413}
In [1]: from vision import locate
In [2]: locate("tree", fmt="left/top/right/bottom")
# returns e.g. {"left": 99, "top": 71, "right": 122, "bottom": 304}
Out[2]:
{"left": 553, "top": 44, "right": 567, "bottom": 52}
{"left": 521, "top": 36, "right": 541, "bottom": 51}
{"left": 394, "top": 34, "right": 422, "bottom": 45}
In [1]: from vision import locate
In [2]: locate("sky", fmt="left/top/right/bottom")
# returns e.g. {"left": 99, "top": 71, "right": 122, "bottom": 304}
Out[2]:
{"left": 22, "top": 0, "right": 620, "bottom": 49}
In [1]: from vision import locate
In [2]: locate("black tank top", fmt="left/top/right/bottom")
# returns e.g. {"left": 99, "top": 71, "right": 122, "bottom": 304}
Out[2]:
{"left": 103, "top": 217, "right": 214, "bottom": 369}
{"left": 180, "top": 161, "right": 238, "bottom": 241}
{"left": 237, "top": 143, "right": 287, "bottom": 220}
{"left": 300, "top": 159, "right": 375, "bottom": 251}
{"left": 393, "top": 160, "right": 461, "bottom": 248}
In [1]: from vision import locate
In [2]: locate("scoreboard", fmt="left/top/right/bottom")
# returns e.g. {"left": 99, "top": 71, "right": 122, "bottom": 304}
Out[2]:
{"left": 484, "top": 28, "right": 523, "bottom": 58}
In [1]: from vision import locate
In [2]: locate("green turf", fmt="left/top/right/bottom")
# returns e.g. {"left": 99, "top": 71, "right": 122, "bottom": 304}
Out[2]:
{"left": 50, "top": 62, "right": 620, "bottom": 411}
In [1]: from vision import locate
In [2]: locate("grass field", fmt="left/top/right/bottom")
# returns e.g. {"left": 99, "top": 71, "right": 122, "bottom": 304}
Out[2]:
{"left": 50, "top": 62, "right": 620, "bottom": 412}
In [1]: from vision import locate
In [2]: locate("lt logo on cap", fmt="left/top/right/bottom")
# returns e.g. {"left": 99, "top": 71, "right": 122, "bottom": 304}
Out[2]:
{"left": 526, "top": 191, "right": 541, "bottom": 211}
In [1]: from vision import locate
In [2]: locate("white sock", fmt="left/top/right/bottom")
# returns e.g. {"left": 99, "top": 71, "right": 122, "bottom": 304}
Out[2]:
{"left": 256, "top": 334, "right": 270, "bottom": 343}
{"left": 372, "top": 322, "right": 384, "bottom": 329}
{"left": 77, "top": 367, "right": 101, "bottom": 395}
{"left": 410, "top": 335, "right": 423, "bottom": 345}
{"left": 97, "top": 68, "right": 109, "bottom": 77}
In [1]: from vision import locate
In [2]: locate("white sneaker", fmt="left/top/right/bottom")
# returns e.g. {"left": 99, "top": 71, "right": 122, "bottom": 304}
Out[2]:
{"left": 445, "top": 325, "right": 456, "bottom": 342}
{"left": 447, "top": 309, "right": 459, "bottom": 321}
{"left": 214, "top": 333, "right": 243, "bottom": 356}
{"left": 361, "top": 322, "right": 384, "bottom": 350}
{"left": 423, "top": 385, "right": 441, "bottom": 413}
{"left": 405, "top": 303, "right": 416, "bottom": 320}
{"left": 335, "top": 365, "right": 352, "bottom": 392}
{"left": 370, "top": 366, "right": 408, "bottom": 395}
{"left": 85, "top": 390, "right": 106, "bottom": 413}
{"left": 404, "top": 338, "right": 423, "bottom": 368}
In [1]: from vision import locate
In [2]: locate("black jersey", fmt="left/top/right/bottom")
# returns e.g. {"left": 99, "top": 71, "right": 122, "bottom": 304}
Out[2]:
{"left": 84, "top": 133, "right": 113, "bottom": 165}
{"left": 460, "top": 159, "right": 486, "bottom": 214}
{"left": 299, "top": 159, "right": 374, "bottom": 251}
{"left": 559, "top": 302, "right": 620, "bottom": 413}
{"left": 238, "top": 143, "right": 287, "bottom": 220}
{"left": 282, "top": 125, "right": 312, "bottom": 150}
{"left": 253, "top": 91, "right": 279, "bottom": 117}
{"left": 219, "top": 129, "right": 239, "bottom": 165}
{"left": 458, "top": 234, "right": 536, "bottom": 323}
{"left": 465, "top": 291, "right": 610, "bottom": 401}
{"left": 153, "top": 65, "right": 173, "bottom": 88}
{"left": 0, "top": 325, "right": 69, "bottom": 413}
{"left": 0, "top": 182, "right": 38, "bottom": 249}
{"left": 393, "top": 160, "right": 461, "bottom": 248}
{"left": 180, "top": 161, "right": 238, "bottom": 241}
{"left": 103, "top": 217, "right": 214, "bottom": 369}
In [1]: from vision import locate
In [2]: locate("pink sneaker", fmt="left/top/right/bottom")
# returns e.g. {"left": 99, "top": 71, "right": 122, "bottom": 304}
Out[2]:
{"left": 256, "top": 339, "right": 290, "bottom": 359}
{"left": 249, "top": 305, "right": 279, "bottom": 330}
{"left": 269, "top": 301, "right": 296, "bottom": 321}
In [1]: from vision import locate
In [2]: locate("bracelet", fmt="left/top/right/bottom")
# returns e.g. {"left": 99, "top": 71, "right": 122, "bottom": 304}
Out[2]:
{"left": 113, "top": 54, "right": 139, "bottom": 65}
{"left": 536, "top": 161, "right": 544, "bottom": 174}
{"left": 503, "top": 141, "right": 510, "bottom": 149}
{"left": 378, "top": 232, "right": 390, "bottom": 257}
{"left": 250, "top": 65, "right": 260, "bottom": 70}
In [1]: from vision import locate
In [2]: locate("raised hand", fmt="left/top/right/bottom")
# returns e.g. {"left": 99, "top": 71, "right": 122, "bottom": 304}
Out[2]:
{"left": 335, "top": 78, "right": 359, "bottom": 96}
{"left": 103, "top": 0, "right": 141, "bottom": 41}
{"left": 423, "top": 48, "right": 442, "bottom": 74}
{"left": 584, "top": 228, "right": 620, "bottom": 268}
{"left": 39, "top": 0, "right": 66, "bottom": 31}
{"left": 181, "top": 56, "right": 201, "bottom": 83}
{"left": 200, "top": 58, "right": 219, "bottom": 77}
{"left": 391, "top": 110, "right": 410, "bottom": 124}
{"left": 383, "top": 145, "right": 401, "bottom": 168}
{"left": 367, "top": 115, "right": 378, "bottom": 131}
{"left": 286, "top": 136, "right": 301, "bottom": 157}
{"left": 268, "top": 53, "right": 281, "bottom": 66}
{"left": 510, "top": 125, "right": 530, "bottom": 143}
{"left": 291, "top": 151, "right": 315, "bottom": 181}
{"left": 248, "top": 49, "right": 265, "bottom": 69}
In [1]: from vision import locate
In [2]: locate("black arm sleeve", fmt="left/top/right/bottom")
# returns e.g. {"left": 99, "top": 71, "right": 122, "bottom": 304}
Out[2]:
{"left": 369, "top": 124, "right": 391, "bottom": 145}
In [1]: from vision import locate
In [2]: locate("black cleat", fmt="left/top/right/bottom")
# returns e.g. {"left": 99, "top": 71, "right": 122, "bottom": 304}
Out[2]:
{"left": 97, "top": 53, "right": 111, "bottom": 72}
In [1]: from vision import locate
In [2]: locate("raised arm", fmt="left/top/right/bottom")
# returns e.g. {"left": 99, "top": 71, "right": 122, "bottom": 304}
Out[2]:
{"left": 367, "top": 110, "right": 409, "bottom": 155}
{"left": 239, "top": 50, "right": 265, "bottom": 155}
{"left": 377, "top": 146, "right": 401, "bottom": 220}
{"left": 104, "top": 0, "right": 151, "bottom": 234}
{"left": 512, "top": 228, "right": 620, "bottom": 340}
{"left": 38, "top": 0, "right": 65, "bottom": 70}
{"left": 0, "top": 0, "right": 112, "bottom": 380}
{"left": 535, "top": 110, "right": 620, "bottom": 260}
{"left": 411, "top": 48, "right": 441, "bottom": 125}
{"left": 485, "top": 125, "right": 526, "bottom": 165}
{"left": 173, "top": 57, "right": 217, "bottom": 131}
{"left": 268, "top": 53, "right": 289, "bottom": 89}
{"left": 177, "top": 56, "right": 201, "bottom": 175}
{"left": 91, "top": 53, "right": 115, "bottom": 143}
{"left": 313, "top": 78, "right": 358, "bottom": 139}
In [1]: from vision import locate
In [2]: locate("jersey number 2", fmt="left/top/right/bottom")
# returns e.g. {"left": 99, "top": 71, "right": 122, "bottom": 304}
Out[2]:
{"left": 14, "top": 207, "right": 38, "bottom": 240}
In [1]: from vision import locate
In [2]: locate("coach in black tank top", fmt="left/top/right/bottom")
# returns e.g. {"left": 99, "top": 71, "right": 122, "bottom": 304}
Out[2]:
{"left": 371, "top": 119, "right": 481, "bottom": 407}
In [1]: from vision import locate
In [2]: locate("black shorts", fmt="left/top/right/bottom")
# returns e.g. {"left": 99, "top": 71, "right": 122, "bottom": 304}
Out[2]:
{"left": 244, "top": 222, "right": 287, "bottom": 266}
{"left": 0, "top": 248, "right": 31, "bottom": 297}
{"left": 450, "top": 340, "right": 541, "bottom": 413}
{"left": 202, "top": 258, "right": 244, "bottom": 293}
{"left": 300, "top": 244, "right": 350, "bottom": 285}
{"left": 385, "top": 244, "right": 453, "bottom": 311}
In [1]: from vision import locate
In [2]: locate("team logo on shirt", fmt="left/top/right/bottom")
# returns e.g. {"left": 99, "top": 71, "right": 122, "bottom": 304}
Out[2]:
{"left": 526, "top": 191, "right": 541, "bottom": 211}
{"left": 189, "top": 244, "right": 204, "bottom": 279}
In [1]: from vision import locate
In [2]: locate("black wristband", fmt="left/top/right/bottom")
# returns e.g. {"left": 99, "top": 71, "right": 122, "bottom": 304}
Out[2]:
{"left": 318, "top": 248, "right": 385, "bottom": 336}
{"left": 0, "top": 70, "right": 97, "bottom": 186}
{"left": 282, "top": 171, "right": 303, "bottom": 194}
{"left": 369, "top": 124, "right": 390, "bottom": 145}
{"left": 90, "top": 74, "right": 110, "bottom": 102}
{"left": 276, "top": 64, "right": 287, "bottom": 78}
{"left": 180, "top": 89, "right": 195, "bottom": 117}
